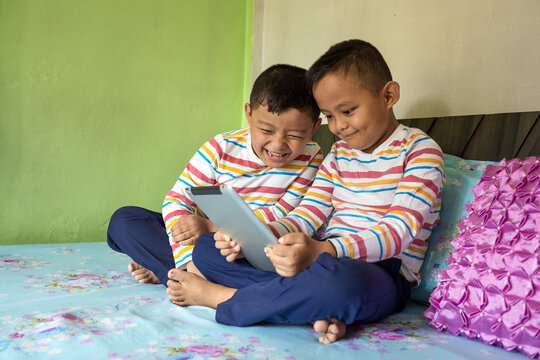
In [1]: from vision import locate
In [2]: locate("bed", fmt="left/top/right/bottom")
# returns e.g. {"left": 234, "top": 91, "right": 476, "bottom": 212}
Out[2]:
{"left": 2, "top": 111, "right": 539, "bottom": 359}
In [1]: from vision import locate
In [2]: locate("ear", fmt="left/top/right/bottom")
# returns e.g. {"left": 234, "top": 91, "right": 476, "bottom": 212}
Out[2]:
{"left": 311, "top": 117, "right": 322, "bottom": 136}
{"left": 382, "top": 81, "right": 400, "bottom": 109}
{"left": 244, "top": 103, "right": 252, "bottom": 126}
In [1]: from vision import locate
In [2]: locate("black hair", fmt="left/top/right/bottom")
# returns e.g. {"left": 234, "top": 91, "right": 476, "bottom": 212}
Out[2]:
{"left": 250, "top": 64, "right": 320, "bottom": 123}
{"left": 307, "top": 39, "right": 393, "bottom": 95}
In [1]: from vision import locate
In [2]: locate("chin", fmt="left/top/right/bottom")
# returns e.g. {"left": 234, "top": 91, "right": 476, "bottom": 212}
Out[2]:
{"left": 265, "top": 160, "right": 288, "bottom": 168}
{"left": 263, "top": 156, "right": 291, "bottom": 168}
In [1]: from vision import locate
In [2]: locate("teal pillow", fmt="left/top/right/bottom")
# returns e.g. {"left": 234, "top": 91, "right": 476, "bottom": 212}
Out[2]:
{"left": 410, "top": 154, "right": 497, "bottom": 303}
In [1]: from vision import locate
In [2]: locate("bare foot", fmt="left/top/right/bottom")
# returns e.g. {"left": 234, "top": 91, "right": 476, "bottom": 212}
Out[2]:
{"left": 128, "top": 262, "right": 160, "bottom": 284}
{"left": 186, "top": 261, "right": 206, "bottom": 279}
{"left": 166, "top": 268, "right": 236, "bottom": 308}
{"left": 313, "top": 319, "right": 347, "bottom": 344}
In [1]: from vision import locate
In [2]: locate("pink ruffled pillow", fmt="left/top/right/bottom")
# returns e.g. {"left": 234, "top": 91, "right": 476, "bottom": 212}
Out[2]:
{"left": 425, "top": 157, "right": 540, "bottom": 358}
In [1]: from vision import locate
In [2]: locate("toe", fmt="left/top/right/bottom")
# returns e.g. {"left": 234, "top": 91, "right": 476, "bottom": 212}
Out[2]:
{"left": 325, "top": 332, "right": 338, "bottom": 343}
{"left": 168, "top": 268, "right": 180, "bottom": 279}
{"left": 319, "top": 335, "right": 331, "bottom": 345}
{"left": 328, "top": 322, "right": 339, "bottom": 335}
{"left": 313, "top": 320, "right": 329, "bottom": 333}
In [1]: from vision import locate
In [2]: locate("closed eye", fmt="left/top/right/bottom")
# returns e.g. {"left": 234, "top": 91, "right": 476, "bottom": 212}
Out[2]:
{"left": 288, "top": 135, "right": 305, "bottom": 140}
{"left": 343, "top": 107, "right": 357, "bottom": 115}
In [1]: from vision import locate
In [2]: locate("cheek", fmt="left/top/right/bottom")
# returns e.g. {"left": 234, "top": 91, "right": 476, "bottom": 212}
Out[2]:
{"left": 251, "top": 133, "right": 267, "bottom": 148}
{"left": 327, "top": 121, "right": 338, "bottom": 136}
{"left": 288, "top": 139, "right": 309, "bottom": 156}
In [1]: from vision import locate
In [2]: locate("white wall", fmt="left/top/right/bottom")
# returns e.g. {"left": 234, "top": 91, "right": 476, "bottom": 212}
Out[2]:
{"left": 252, "top": 0, "right": 540, "bottom": 119}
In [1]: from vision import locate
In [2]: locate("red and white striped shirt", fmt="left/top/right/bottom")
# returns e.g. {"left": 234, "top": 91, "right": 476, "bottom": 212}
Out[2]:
{"left": 267, "top": 125, "right": 444, "bottom": 282}
{"left": 163, "top": 127, "right": 323, "bottom": 268}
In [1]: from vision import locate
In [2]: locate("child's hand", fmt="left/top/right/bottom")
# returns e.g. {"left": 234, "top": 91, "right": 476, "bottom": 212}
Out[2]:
{"left": 171, "top": 215, "right": 218, "bottom": 246}
{"left": 214, "top": 231, "right": 243, "bottom": 262}
{"left": 265, "top": 233, "right": 336, "bottom": 277}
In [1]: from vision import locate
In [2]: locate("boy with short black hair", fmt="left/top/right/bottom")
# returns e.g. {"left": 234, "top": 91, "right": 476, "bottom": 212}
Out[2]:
{"left": 107, "top": 64, "right": 323, "bottom": 286}
{"left": 166, "top": 39, "right": 444, "bottom": 345}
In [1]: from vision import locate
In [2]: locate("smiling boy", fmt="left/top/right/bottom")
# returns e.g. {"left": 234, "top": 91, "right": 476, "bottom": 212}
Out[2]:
{"left": 107, "top": 64, "right": 322, "bottom": 286}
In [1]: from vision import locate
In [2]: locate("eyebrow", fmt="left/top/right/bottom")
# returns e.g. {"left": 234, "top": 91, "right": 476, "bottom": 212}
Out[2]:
{"left": 257, "top": 119, "right": 276, "bottom": 128}
{"left": 335, "top": 101, "right": 357, "bottom": 110}
{"left": 257, "top": 119, "right": 309, "bottom": 134}
{"left": 320, "top": 101, "right": 356, "bottom": 113}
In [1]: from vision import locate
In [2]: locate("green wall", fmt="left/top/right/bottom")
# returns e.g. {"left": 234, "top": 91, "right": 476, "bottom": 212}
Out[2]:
{"left": 0, "top": 0, "right": 252, "bottom": 245}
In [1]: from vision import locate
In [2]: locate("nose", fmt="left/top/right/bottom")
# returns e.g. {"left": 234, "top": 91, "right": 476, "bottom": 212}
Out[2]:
{"left": 269, "top": 133, "right": 288, "bottom": 151}
{"left": 334, "top": 115, "right": 349, "bottom": 131}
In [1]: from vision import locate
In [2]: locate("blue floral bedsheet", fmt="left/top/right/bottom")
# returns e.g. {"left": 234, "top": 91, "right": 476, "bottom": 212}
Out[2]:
{"left": 0, "top": 242, "right": 527, "bottom": 360}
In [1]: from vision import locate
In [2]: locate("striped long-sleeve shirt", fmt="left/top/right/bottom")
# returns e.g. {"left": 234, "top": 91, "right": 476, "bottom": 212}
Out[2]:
{"left": 267, "top": 125, "right": 444, "bottom": 283}
{"left": 163, "top": 127, "right": 323, "bottom": 268}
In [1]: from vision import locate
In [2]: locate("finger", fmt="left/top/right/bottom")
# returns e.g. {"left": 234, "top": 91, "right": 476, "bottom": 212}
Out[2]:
{"left": 220, "top": 248, "right": 235, "bottom": 257}
{"left": 172, "top": 227, "right": 196, "bottom": 240}
{"left": 265, "top": 248, "right": 286, "bottom": 269}
{"left": 266, "top": 246, "right": 287, "bottom": 263}
{"left": 273, "top": 264, "right": 293, "bottom": 278}
{"left": 264, "top": 247, "right": 275, "bottom": 261}
{"left": 172, "top": 228, "right": 191, "bottom": 241}
{"left": 213, "top": 232, "right": 230, "bottom": 242}
{"left": 269, "top": 243, "right": 291, "bottom": 258}
{"left": 215, "top": 240, "right": 231, "bottom": 249}
{"left": 230, "top": 241, "right": 241, "bottom": 252}
{"left": 277, "top": 233, "right": 304, "bottom": 246}
{"left": 171, "top": 223, "right": 188, "bottom": 235}
{"left": 178, "top": 236, "right": 197, "bottom": 246}
{"left": 226, "top": 253, "right": 239, "bottom": 262}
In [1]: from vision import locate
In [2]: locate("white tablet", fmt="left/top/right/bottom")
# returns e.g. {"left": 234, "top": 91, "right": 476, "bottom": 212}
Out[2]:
{"left": 185, "top": 185, "right": 277, "bottom": 272}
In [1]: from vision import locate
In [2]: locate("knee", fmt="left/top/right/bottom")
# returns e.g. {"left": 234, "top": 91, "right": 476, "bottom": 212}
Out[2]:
{"left": 192, "top": 232, "right": 220, "bottom": 270}
{"left": 107, "top": 206, "right": 146, "bottom": 239}
{"left": 192, "top": 233, "right": 216, "bottom": 260}
{"left": 109, "top": 206, "right": 133, "bottom": 230}
{"left": 309, "top": 255, "right": 392, "bottom": 308}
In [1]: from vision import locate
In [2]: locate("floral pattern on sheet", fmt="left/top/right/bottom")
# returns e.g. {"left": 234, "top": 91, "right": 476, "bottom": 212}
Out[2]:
{"left": 109, "top": 333, "right": 297, "bottom": 360}
{"left": 1, "top": 308, "right": 295, "bottom": 359}
{"left": 22, "top": 269, "right": 133, "bottom": 293}
{"left": 1, "top": 242, "right": 525, "bottom": 360}
{"left": 0, "top": 296, "right": 165, "bottom": 355}
{"left": 0, "top": 254, "right": 52, "bottom": 272}
{"left": 341, "top": 317, "right": 448, "bottom": 352}
{"left": 339, "top": 312, "right": 502, "bottom": 357}
{"left": 0, "top": 304, "right": 507, "bottom": 359}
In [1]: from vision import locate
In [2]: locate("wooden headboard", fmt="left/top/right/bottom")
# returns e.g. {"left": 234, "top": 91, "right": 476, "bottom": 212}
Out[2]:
{"left": 312, "top": 111, "right": 540, "bottom": 161}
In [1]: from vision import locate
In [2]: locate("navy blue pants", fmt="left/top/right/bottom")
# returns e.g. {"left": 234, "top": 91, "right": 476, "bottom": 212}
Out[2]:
{"left": 107, "top": 206, "right": 174, "bottom": 286}
{"left": 192, "top": 233, "right": 411, "bottom": 327}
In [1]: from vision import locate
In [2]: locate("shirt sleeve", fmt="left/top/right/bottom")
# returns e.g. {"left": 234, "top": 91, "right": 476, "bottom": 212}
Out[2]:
{"left": 328, "top": 145, "right": 444, "bottom": 262}
{"left": 254, "top": 146, "right": 324, "bottom": 223}
{"left": 162, "top": 137, "right": 222, "bottom": 240}
{"left": 266, "top": 150, "right": 337, "bottom": 238}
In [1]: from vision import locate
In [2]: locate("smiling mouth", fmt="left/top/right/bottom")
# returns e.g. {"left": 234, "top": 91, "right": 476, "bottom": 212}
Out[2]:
{"left": 265, "top": 149, "right": 288, "bottom": 160}
{"left": 340, "top": 131, "right": 358, "bottom": 139}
